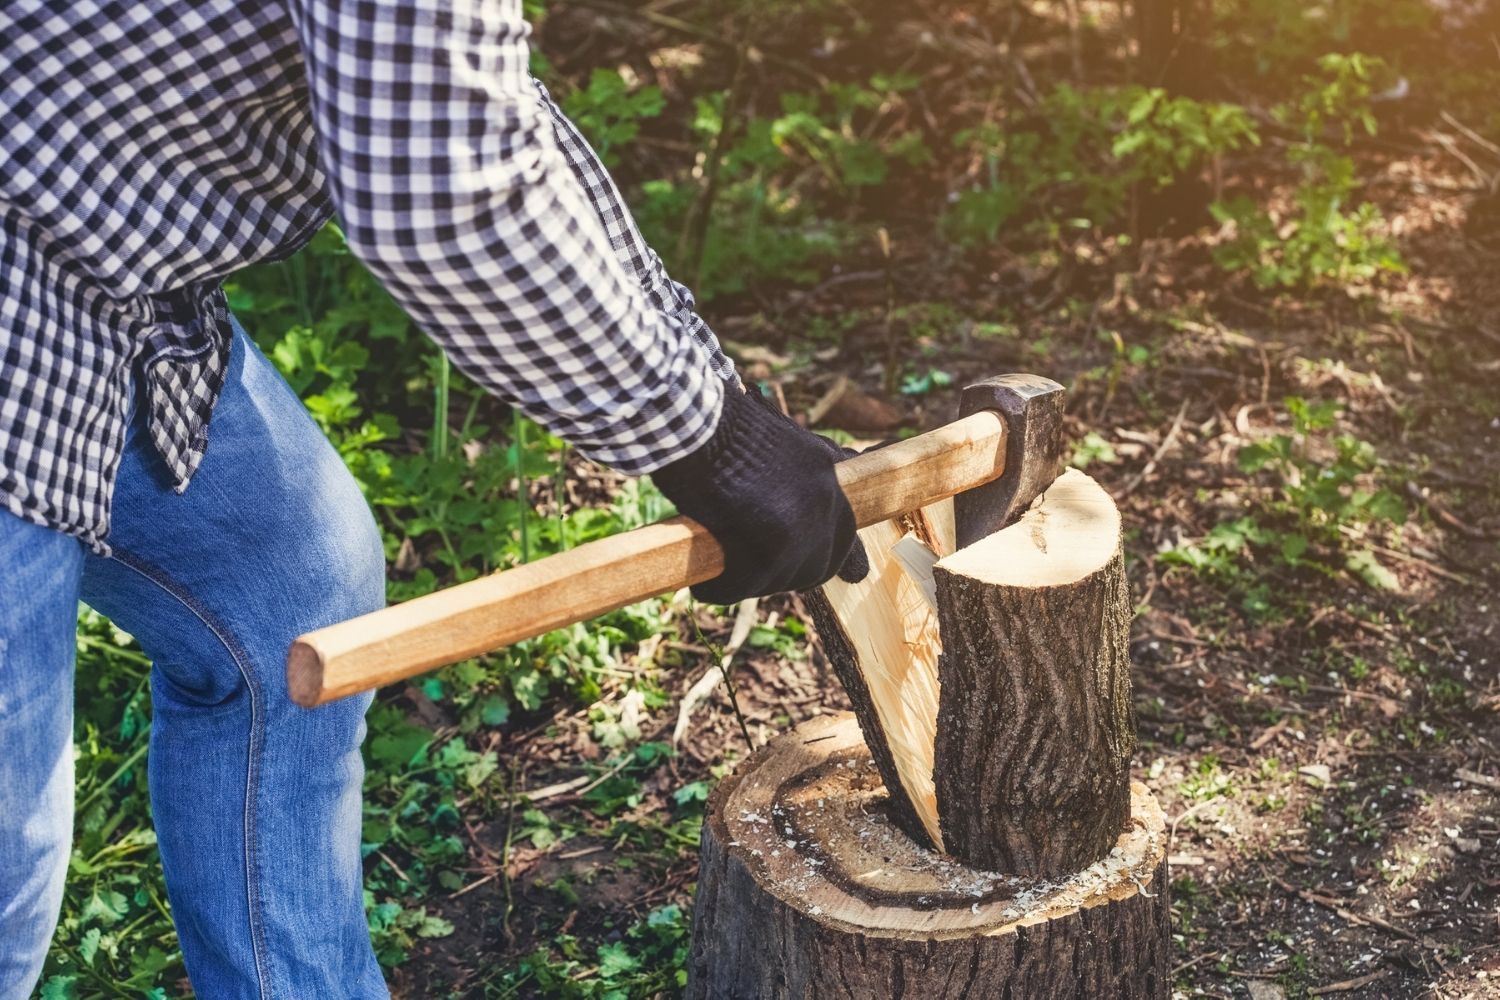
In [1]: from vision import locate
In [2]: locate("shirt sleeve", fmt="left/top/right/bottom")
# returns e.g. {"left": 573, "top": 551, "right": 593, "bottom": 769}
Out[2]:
{"left": 291, "top": 0, "right": 723, "bottom": 474}
{"left": 529, "top": 76, "right": 738, "bottom": 385}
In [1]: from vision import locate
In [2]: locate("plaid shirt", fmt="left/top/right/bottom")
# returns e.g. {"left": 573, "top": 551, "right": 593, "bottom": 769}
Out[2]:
{"left": 1, "top": 0, "right": 733, "bottom": 552}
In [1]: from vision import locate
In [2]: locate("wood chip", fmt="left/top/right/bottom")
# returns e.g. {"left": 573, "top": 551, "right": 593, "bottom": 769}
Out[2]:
{"left": 1298, "top": 764, "right": 1332, "bottom": 786}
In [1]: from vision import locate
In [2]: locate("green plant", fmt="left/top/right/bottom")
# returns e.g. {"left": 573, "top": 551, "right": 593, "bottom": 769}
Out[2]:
{"left": 1211, "top": 0, "right": 1438, "bottom": 87}
{"left": 1162, "top": 396, "right": 1406, "bottom": 591}
{"left": 1212, "top": 54, "right": 1405, "bottom": 288}
{"left": 38, "top": 616, "right": 180, "bottom": 998}
{"left": 899, "top": 367, "right": 953, "bottom": 396}
{"left": 637, "top": 75, "right": 928, "bottom": 299}
{"left": 561, "top": 69, "right": 666, "bottom": 166}
{"left": 500, "top": 902, "right": 692, "bottom": 997}
{"left": 945, "top": 85, "right": 1258, "bottom": 242}
{"left": 1071, "top": 432, "right": 1119, "bottom": 469}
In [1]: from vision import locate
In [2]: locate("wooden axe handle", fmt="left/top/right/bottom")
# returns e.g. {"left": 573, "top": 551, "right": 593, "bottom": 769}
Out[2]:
{"left": 288, "top": 410, "right": 1006, "bottom": 706}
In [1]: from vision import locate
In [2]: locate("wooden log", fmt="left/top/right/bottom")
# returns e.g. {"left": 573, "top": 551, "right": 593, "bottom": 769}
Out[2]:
{"left": 685, "top": 714, "right": 1170, "bottom": 1000}
{"left": 802, "top": 499, "right": 954, "bottom": 850}
{"left": 932, "top": 468, "right": 1136, "bottom": 876}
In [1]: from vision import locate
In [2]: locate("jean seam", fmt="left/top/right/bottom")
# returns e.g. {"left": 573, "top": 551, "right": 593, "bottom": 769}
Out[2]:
{"left": 105, "top": 550, "right": 274, "bottom": 1000}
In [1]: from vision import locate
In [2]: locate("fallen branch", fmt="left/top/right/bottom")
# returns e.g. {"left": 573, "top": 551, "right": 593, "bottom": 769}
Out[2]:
{"left": 672, "top": 598, "right": 759, "bottom": 745}
{"left": 1406, "top": 481, "right": 1497, "bottom": 539}
{"left": 1249, "top": 716, "right": 1292, "bottom": 751}
{"left": 1455, "top": 768, "right": 1500, "bottom": 792}
{"left": 1274, "top": 878, "right": 1436, "bottom": 949}
{"left": 1119, "top": 400, "right": 1189, "bottom": 498}
{"left": 1311, "top": 970, "right": 1388, "bottom": 996}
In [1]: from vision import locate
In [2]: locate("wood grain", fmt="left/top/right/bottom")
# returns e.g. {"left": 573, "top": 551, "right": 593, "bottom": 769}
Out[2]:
{"left": 685, "top": 713, "right": 1170, "bottom": 999}
{"left": 288, "top": 410, "right": 1006, "bottom": 707}
{"left": 803, "top": 504, "right": 951, "bottom": 851}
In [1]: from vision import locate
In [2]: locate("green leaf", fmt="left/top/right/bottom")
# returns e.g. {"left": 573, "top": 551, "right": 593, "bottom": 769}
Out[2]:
{"left": 1346, "top": 549, "right": 1400, "bottom": 591}
{"left": 1279, "top": 532, "right": 1310, "bottom": 564}
{"left": 369, "top": 724, "right": 432, "bottom": 769}
{"left": 129, "top": 946, "right": 172, "bottom": 978}
{"left": 479, "top": 694, "right": 511, "bottom": 727}
{"left": 647, "top": 903, "right": 684, "bottom": 929}
{"left": 417, "top": 913, "right": 456, "bottom": 939}
{"left": 673, "top": 781, "right": 711, "bottom": 806}
{"left": 39, "top": 976, "right": 80, "bottom": 1000}
{"left": 78, "top": 926, "right": 102, "bottom": 966}
{"left": 1365, "top": 489, "right": 1407, "bottom": 524}
{"left": 81, "top": 888, "right": 129, "bottom": 926}
{"left": 597, "top": 940, "right": 640, "bottom": 979}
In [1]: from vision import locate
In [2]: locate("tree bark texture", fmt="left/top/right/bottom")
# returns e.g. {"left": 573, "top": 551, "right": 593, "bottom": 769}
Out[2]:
{"left": 685, "top": 714, "right": 1169, "bottom": 1000}
{"left": 932, "top": 469, "right": 1136, "bottom": 877}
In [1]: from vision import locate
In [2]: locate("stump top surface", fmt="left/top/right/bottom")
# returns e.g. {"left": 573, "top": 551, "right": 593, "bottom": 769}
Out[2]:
{"left": 936, "top": 467, "right": 1120, "bottom": 588}
{"left": 712, "top": 713, "right": 1165, "bottom": 938}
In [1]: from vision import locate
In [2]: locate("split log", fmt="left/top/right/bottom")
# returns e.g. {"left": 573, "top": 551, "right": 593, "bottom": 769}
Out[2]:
{"left": 933, "top": 468, "right": 1135, "bottom": 876}
{"left": 802, "top": 499, "right": 954, "bottom": 851}
{"left": 690, "top": 467, "right": 1165, "bottom": 997}
{"left": 685, "top": 713, "right": 1170, "bottom": 1000}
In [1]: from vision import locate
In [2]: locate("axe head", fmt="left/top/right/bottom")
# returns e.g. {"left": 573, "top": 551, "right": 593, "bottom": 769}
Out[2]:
{"left": 953, "top": 374, "right": 1067, "bottom": 550}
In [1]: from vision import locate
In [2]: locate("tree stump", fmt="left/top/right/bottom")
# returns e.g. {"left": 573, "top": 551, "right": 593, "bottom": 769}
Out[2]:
{"left": 685, "top": 714, "right": 1169, "bottom": 999}
{"left": 689, "top": 468, "right": 1169, "bottom": 998}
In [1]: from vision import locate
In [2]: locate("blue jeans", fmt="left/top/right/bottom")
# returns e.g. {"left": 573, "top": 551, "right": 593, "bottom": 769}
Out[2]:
{"left": 0, "top": 320, "right": 390, "bottom": 998}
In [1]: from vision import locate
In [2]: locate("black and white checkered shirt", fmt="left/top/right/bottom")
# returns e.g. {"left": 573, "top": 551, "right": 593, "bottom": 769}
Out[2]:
{"left": 1, "top": 0, "right": 734, "bottom": 552}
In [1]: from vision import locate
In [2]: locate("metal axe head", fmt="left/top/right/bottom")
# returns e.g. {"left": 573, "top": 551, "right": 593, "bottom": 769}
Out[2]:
{"left": 952, "top": 374, "right": 1067, "bottom": 550}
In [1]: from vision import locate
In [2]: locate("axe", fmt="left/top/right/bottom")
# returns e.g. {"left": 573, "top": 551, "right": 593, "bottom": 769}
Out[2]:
{"left": 288, "top": 374, "right": 1066, "bottom": 707}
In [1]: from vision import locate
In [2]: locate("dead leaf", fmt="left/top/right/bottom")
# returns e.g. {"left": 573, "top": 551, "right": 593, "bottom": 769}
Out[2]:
{"left": 818, "top": 384, "right": 904, "bottom": 432}
{"left": 1298, "top": 764, "right": 1332, "bottom": 786}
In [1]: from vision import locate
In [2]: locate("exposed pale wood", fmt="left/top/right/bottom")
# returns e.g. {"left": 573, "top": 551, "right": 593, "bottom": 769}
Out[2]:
{"left": 686, "top": 714, "right": 1170, "bottom": 999}
{"left": 889, "top": 532, "right": 939, "bottom": 612}
{"left": 289, "top": 411, "right": 1005, "bottom": 707}
{"left": 804, "top": 506, "right": 951, "bottom": 849}
{"left": 932, "top": 468, "right": 1136, "bottom": 875}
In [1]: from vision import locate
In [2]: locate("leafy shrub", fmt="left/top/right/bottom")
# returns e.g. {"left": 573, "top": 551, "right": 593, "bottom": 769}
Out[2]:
{"left": 1212, "top": 0, "right": 1438, "bottom": 85}
{"left": 945, "top": 85, "right": 1259, "bottom": 242}
{"left": 561, "top": 69, "right": 666, "bottom": 167}
{"left": 1162, "top": 396, "right": 1407, "bottom": 594}
{"left": 635, "top": 75, "right": 929, "bottom": 299}
{"left": 1211, "top": 54, "right": 1405, "bottom": 289}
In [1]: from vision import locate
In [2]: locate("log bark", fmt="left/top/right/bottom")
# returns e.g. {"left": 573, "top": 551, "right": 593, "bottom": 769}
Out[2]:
{"left": 933, "top": 469, "right": 1136, "bottom": 876}
{"left": 685, "top": 714, "right": 1169, "bottom": 1000}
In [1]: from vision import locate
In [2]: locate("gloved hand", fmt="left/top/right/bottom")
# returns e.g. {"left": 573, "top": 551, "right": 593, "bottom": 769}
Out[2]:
{"left": 652, "top": 385, "right": 869, "bottom": 603}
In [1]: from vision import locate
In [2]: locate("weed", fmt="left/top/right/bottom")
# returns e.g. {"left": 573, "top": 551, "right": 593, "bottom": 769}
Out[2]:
{"left": 1071, "top": 432, "right": 1118, "bottom": 469}
{"left": 1212, "top": 54, "right": 1405, "bottom": 289}
{"left": 946, "top": 85, "right": 1258, "bottom": 242}
{"left": 561, "top": 69, "right": 666, "bottom": 167}
{"left": 1161, "top": 396, "right": 1405, "bottom": 596}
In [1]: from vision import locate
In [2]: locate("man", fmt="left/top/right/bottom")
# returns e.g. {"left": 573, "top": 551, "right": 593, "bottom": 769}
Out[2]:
{"left": 0, "top": 0, "right": 865, "bottom": 995}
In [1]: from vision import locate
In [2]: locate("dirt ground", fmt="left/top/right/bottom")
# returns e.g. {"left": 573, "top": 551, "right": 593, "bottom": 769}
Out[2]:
{"left": 389, "top": 5, "right": 1500, "bottom": 998}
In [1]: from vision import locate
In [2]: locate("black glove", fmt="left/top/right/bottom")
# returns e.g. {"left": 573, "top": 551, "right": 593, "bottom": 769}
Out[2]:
{"left": 652, "top": 385, "right": 869, "bottom": 603}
